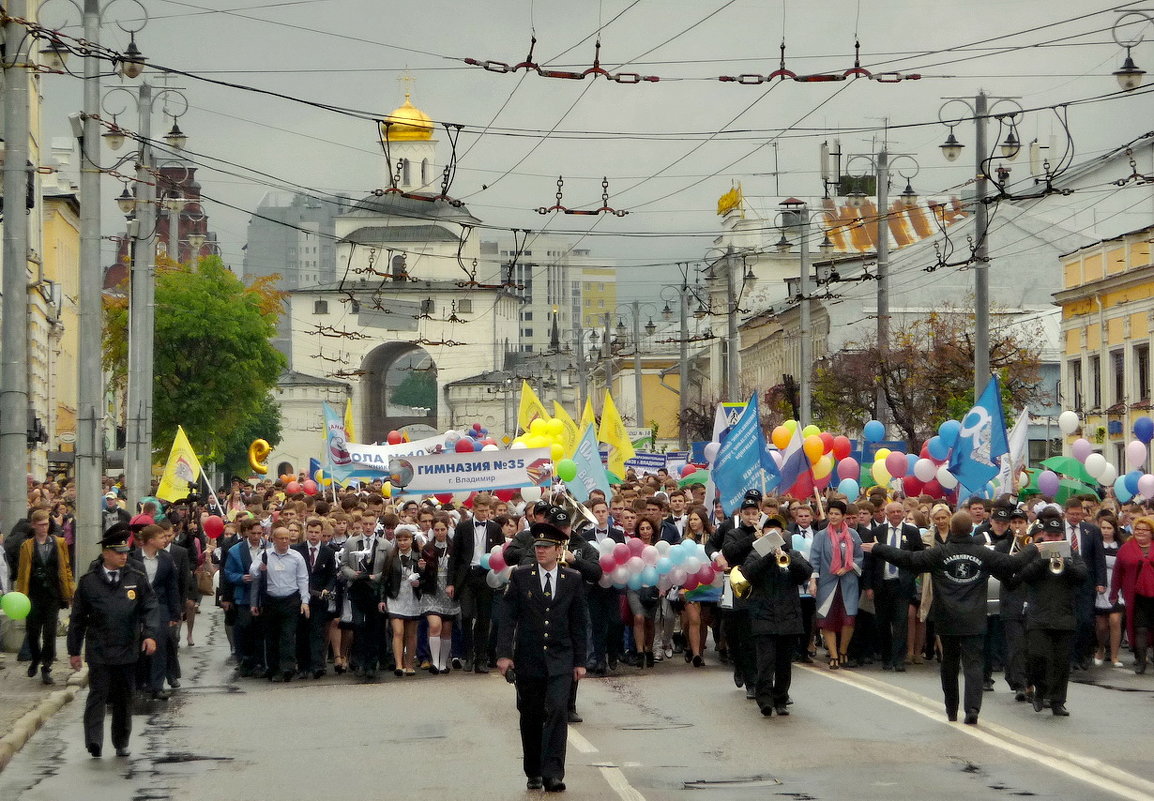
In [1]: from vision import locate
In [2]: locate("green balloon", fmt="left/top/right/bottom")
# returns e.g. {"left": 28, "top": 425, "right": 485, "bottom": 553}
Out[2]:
{"left": 556, "top": 458, "right": 578, "bottom": 483}
{"left": 1, "top": 591, "right": 31, "bottom": 620}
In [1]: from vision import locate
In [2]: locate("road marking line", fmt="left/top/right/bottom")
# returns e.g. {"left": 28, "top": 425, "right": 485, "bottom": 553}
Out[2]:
{"left": 568, "top": 729, "right": 649, "bottom": 801}
{"left": 805, "top": 666, "right": 1154, "bottom": 801}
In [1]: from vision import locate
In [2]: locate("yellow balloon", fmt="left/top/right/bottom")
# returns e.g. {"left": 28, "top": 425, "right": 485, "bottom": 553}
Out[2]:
{"left": 771, "top": 425, "right": 791, "bottom": 450}
{"left": 783, "top": 419, "right": 798, "bottom": 433}
{"left": 872, "top": 461, "right": 891, "bottom": 485}
{"left": 802, "top": 424, "right": 821, "bottom": 439}
{"left": 381, "top": 481, "right": 392, "bottom": 498}
{"left": 803, "top": 435, "right": 824, "bottom": 464}
{"left": 874, "top": 448, "right": 891, "bottom": 462}
{"left": 547, "top": 419, "right": 564, "bottom": 437}
{"left": 550, "top": 443, "right": 564, "bottom": 461}
{"left": 526, "top": 435, "right": 548, "bottom": 449}
{"left": 529, "top": 418, "right": 548, "bottom": 436}
{"left": 812, "top": 453, "right": 834, "bottom": 480}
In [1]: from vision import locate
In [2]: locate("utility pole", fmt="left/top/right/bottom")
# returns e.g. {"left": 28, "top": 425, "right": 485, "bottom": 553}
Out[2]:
{"left": 632, "top": 299, "right": 644, "bottom": 429}
{"left": 167, "top": 194, "right": 180, "bottom": 261}
{"left": 678, "top": 288, "right": 689, "bottom": 450}
{"left": 798, "top": 209, "right": 812, "bottom": 428}
{"left": 75, "top": 0, "right": 106, "bottom": 568}
{"left": 724, "top": 246, "right": 739, "bottom": 401}
{"left": 875, "top": 148, "right": 890, "bottom": 427}
{"left": 0, "top": 0, "right": 31, "bottom": 532}
{"left": 572, "top": 318, "right": 587, "bottom": 412}
{"left": 973, "top": 91, "right": 990, "bottom": 397}
{"left": 126, "top": 83, "right": 156, "bottom": 509}
{"left": 602, "top": 312, "right": 613, "bottom": 407}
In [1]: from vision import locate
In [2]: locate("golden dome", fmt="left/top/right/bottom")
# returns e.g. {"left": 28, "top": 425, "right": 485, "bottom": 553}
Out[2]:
{"left": 380, "top": 93, "right": 434, "bottom": 142}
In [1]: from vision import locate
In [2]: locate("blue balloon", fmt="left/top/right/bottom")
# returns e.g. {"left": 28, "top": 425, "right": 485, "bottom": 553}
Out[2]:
{"left": 1115, "top": 475, "right": 1134, "bottom": 502}
{"left": 863, "top": 420, "right": 885, "bottom": 443}
{"left": 669, "top": 546, "right": 687, "bottom": 565}
{"left": 640, "top": 566, "right": 659, "bottom": 586}
{"left": 680, "top": 539, "right": 698, "bottom": 555}
{"left": 1125, "top": 470, "right": 1143, "bottom": 495}
{"left": 627, "top": 573, "right": 644, "bottom": 591}
{"left": 472, "top": 439, "right": 484, "bottom": 452}
{"left": 906, "top": 453, "right": 919, "bottom": 472}
{"left": 1135, "top": 417, "right": 1154, "bottom": 445}
{"left": 839, "top": 477, "right": 860, "bottom": 498}
{"left": 655, "top": 557, "right": 673, "bottom": 575}
{"left": 927, "top": 435, "right": 949, "bottom": 461}
{"left": 479, "top": 554, "right": 490, "bottom": 570}
{"left": 938, "top": 419, "right": 962, "bottom": 448}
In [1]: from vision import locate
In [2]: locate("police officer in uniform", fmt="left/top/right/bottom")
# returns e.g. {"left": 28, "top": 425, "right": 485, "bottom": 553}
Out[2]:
{"left": 497, "top": 519, "right": 588, "bottom": 793}
{"left": 68, "top": 526, "right": 159, "bottom": 758}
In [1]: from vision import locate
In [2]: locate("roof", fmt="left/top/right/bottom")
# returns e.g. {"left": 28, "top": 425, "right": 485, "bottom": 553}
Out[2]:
{"left": 342, "top": 225, "right": 461, "bottom": 245}
{"left": 344, "top": 192, "right": 480, "bottom": 224}
{"left": 277, "top": 369, "right": 349, "bottom": 389}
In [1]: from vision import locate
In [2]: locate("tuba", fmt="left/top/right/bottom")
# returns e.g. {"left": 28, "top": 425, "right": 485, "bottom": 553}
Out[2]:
{"left": 729, "top": 566, "right": 751, "bottom": 598}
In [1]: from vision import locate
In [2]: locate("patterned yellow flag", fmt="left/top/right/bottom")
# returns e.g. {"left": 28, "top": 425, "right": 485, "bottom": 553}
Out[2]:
{"left": 579, "top": 397, "right": 596, "bottom": 433}
{"left": 517, "top": 380, "right": 549, "bottom": 433}
{"left": 598, "top": 391, "right": 636, "bottom": 479}
{"left": 344, "top": 397, "right": 356, "bottom": 442}
{"left": 157, "top": 426, "right": 203, "bottom": 502}
{"left": 553, "top": 401, "right": 579, "bottom": 457}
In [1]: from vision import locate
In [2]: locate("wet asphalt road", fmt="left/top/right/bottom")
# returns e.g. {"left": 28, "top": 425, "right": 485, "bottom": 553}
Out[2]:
{"left": 2, "top": 609, "right": 1152, "bottom": 801}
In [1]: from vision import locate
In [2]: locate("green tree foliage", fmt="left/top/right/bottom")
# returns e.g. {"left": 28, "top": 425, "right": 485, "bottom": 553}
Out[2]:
{"left": 389, "top": 369, "right": 437, "bottom": 409}
{"left": 103, "top": 256, "right": 286, "bottom": 461}
{"left": 217, "top": 393, "right": 283, "bottom": 480}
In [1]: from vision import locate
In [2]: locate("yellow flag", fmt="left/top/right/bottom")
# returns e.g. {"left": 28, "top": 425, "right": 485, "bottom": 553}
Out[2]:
{"left": 517, "top": 380, "right": 549, "bottom": 433}
{"left": 598, "top": 391, "right": 636, "bottom": 479}
{"left": 553, "top": 401, "right": 579, "bottom": 457}
{"left": 579, "top": 397, "right": 596, "bottom": 433}
{"left": 157, "top": 426, "right": 203, "bottom": 502}
{"left": 344, "top": 397, "right": 355, "bottom": 442}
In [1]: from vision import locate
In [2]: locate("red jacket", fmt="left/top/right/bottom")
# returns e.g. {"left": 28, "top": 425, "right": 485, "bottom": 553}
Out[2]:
{"left": 1109, "top": 538, "right": 1154, "bottom": 643}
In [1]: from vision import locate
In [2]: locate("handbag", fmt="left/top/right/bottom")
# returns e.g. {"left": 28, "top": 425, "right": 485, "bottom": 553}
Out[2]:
{"left": 196, "top": 564, "right": 215, "bottom": 596}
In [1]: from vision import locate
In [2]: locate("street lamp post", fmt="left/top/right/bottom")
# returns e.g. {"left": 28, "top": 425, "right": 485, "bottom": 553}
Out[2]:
{"left": 1111, "top": 11, "right": 1154, "bottom": 90}
{"left": 780, "top": 200, "right": 813, "bottom": 428}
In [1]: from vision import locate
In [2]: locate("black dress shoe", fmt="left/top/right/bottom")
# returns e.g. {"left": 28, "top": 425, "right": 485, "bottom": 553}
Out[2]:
{"left": 527, "top": 777, "right": 544, "bottom": 790}
{"left": 982, "top": 678, "right": 995, "bottom": 691}
{"left": 312, "top": 670, "right": 326, "bottom": 680}
{"left": 543, "top": 777, "right": 566, "bottom": 793}
{"left": 798, "top": 653, "right": 813, "bottom": 664}
{"left": 964, "top": 713, "right": 979, "bottom": 725}
{"left": 1032, "top": 694, "right": 1045, "bottom": 713}
{"left": 567, "top": 710, "right": 582, "bottom": 723}
{"left": 87, "top": 744, "right": 101, "bottom": 758}
{"left": 947, "top": 712, "right": 958, "bottom": 722}
{"left": 692, "top": 654, "right": 705, "bottom": 668}
{"left": 41, "top": 671, "right": 55, "bottom": 685}
{"left": 451, "top": 657, "right": 463, "bottom": 670}
{"left": 115, "top": 746, "right": 131, "bottom": 757}
{"left": 607, "top": 656, "right": 619, "bottom": 670}
{"left": 363, "top": 670, "right": 377, "bottom": 682}
{"left": 745, "top": 686, "right": 756, "bottom": 700}
{"left": 759, "top": 705, "right": 773, "bottom": 716}
{"left": 169, "top": 679, "right": 181, "bottom": 689}
{"left": 1051, "top": 704, "right": 1070, "bottom": 716}
{"left": 774, "top": 705, "right": 790, "bottom": 716}
{"left": 27, "top": 662, "right": 38, "bottom": 677}
{"left": 1014, "top": 690, "right": 1026, "bottom": 702}
{"left": 270, "top": 675, "right": 287, "bottom": 683}
{"left": 882, "top": 663, "right": 894, "bottom": 671}
{"left": 152, "top": 689, "right": 173, "bottom": 700}
{"left": 474, "top": 664, "right": 491, "bottom": 674}
{"left": 894, "top": 664, "right": 906, "bottom": 673}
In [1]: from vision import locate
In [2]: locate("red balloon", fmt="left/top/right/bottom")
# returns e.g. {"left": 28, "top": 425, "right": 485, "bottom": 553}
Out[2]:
{"left": 613, "top": 543, "right": 630, "bottom": 565}
{"left": 285, "top": 481, "right": 302, "bottom": 495}
{"left": 680, "top": 464, "right": 697, "bottom": 478}
{"left": 820, "top": 432, "right": 835, "bottom": 454}
{"left": 832, "top": 435, "right": 852, "bottom": 461}
{"left": 387, "top": 430, "right": 403, "bottom": 445}
{"left": 682, "top": 575, "right": 700, "bottom": 592}
{"left": 901, "top": 475, "right": 923, "bottom": 496}
{"left": 627, "top": 537, "right": 646, "bottom": 556}
{"left": 463, "top": 492, "right": 477, "bottom": 509}
{"left": 434, "top": 492, "right": 453, "bottom": 504}
{"left": 455, "top": 439, "right": 474, "bottom": 453}
{"left": 599, "top": 554, "right": 616, "bottom": 573}
{"left": 696, "top": 565, "right": 716, "bottom": 585}
{"left": 302, "top": 480, "right": 318, "bottom": 496}
{"left": 922, "top": 478, "right": 943, "bottom": 498}
{"left": 815, "top": 472, "right": 832, "bottom": 490}
{"left": 472, "top": 422, "right": 483, "bottom": 432}
{"left": 919, "top": 441, "right": 931, "bottom": 459}
{"left": 494, "top": 488, "right": 515, "bottom": 502}
{"left": 204, "top": 515, "right": 224, "bottom": 539}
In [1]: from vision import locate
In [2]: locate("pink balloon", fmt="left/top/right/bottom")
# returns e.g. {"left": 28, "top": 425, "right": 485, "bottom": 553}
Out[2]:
{"left": 627, "top": 556, "right": 644, "bottom": 574}
{"left": 682, "top": 575, "right": 700, "bottom": 591}
{"left": 1126, "top": 440, "right": 1148, "bottom": 470}
{"left": 599, "top": 554, "right": 616, "bottom": 573}
{"left": 836, "top": 457, "right": 860, "bottom": 481}
{"left": 696, "top": 565, "right": 716, "bottom": 585}
{"left": 1038, "top": 469, "right": 1060, "bottom": 496}
{"left": 1071, "top": 438, "right": 1092, "bottom": 462}
{"left": 641, "top": 545, "right": 659, "bottom": 565}
{"left": 613, "top": 543, "right": 630, "bottom": 565}
{"left": 770, "top": 450, "right": 783, "bottom": 468}
{"left": 885, "top": 451, "right": 908, "bottom": 478}
{"left": 627, "top": 537, "right": 646, "bottom": 556}
{"left": 489, "top": 552, "right": 506, "bottom": 572}
{"left": 1138, "top": 473, "right": 1154, "bottom": 499}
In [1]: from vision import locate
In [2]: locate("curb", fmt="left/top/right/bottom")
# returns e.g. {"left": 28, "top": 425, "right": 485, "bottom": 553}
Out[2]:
{"left": 0, "top": 667, "right": 88, "bottom": 772}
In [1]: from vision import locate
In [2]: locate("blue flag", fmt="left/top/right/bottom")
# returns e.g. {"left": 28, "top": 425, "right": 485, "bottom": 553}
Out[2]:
{"left": 947, "top": 376, "right": 1009, "bottom": 493}
{"left": 570, "top": 423, "right": 610, "bottom": 503}
{"left": 712, "top": 394, "right": 780, "bottom": 515}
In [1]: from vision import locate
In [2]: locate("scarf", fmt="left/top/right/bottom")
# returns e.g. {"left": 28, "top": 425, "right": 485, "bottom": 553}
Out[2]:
{"left": 827, "top": 521, "right": 855, "bottom": 575}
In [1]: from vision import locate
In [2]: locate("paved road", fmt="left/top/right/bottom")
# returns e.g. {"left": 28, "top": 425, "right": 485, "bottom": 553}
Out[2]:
{"left": 2, "top": 609, "right": 1152, "bottom": 801}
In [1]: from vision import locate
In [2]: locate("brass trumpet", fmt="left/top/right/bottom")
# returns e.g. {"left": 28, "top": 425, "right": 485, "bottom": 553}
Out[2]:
{"left": 1009, "top": 533, "right": 1032, "bottom": 555}
{"left": 776, "top": 550, "right": 791, "bottom": 569}
{"left": 1049, "top": 554, "right": 1065, "bottom": 575}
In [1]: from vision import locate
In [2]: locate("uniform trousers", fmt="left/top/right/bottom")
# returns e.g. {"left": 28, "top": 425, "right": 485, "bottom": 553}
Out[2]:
{"left": 140, "top": 621, "right": 171, "bottom": 691}
{"left": 516, "top": 673, "right": 573, "bottom": 780}
{"left": 26, "top": 594, "right": 60, "bottom": 668}
{"left": 1027, "top": 628, "right": 1073, "bottom": 706}
{"left": 1002, "top": 616, "right": 1028, "bottom": 691}
{"left": 460, "top": 567, "right": 494, "bottom": 667}
{"left": 233, "top": 604, "right": 266, "bottom": 673}
{"left": 296, "top": 596, "right": 329, "bottom": 673}
{"left": 85, "top": 663, "right": 135, "bottom": 750}
{"left": 587, "top": 586, "right": 622, "bottom": 667}
{"left": 165, "top": 621, "right": 182, "bottom": 683}
{"left": 753, "top": 633, "right": 794, "bottom": 708}
{"left": 723, "top": 609, "right": 757, "bottom": 688}
{"left": 983, "top": 615, "right": 1006, "bottom": 680}
{"left": 939, "top": 634, "right": 985, "bottom": 718}
{"left": 874, "top": 579, "right": 909, "bottom": 668}
{"left": 261, "top": 593, "right": 300, "bottom": 675}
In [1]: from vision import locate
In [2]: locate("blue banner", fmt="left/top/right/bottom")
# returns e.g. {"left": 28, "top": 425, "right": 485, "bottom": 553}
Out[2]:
{"left": 712, "top": 394, "right": 780, "bottom": 515}
{"left": 572, "top": 424, "right": 611, "bottom": 502}
{"left": 947, "top": 376, "right": 1009, "bottom": 493}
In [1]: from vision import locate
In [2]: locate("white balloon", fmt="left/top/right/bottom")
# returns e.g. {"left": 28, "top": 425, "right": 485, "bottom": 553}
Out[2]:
{"left": 598, "top": 573, "right": 614, "bottom": 588}
{"left": 655, "top": 540, "right": 671, "bottom": 556}
{"left": 598, "top": 538, "right": 616, "bottom": 556}
{"left": 936, "top": 464, "right": 959, "bottom": 489}
{"left": 1084, "top": 452, "right": 1108, "bottom": 479}
{"left": 913, "top": 458, "right": 937, "bottom": 482}
{"left": 611, "top": 566, "right": 629, "bottom": 585}
{"left": 1098, "top": 463, "right": 1118, "bottom": 486}
{"left": 669, "top": 567, "right": 688, "bottom": 585}
{"left": 682, "top": 556, "right": 702, "bottom": 574}
{"left": 485, "top": 570, "right": 504, "bottom": 589}
{"left": 627, "top": 556, "right": 644, "bottom": 574}
{"left": 482, "top": 444, "right": 499, "bottom": 451}
{"left": 1058, "top": 410, "right": 1080, "bottom": 435}
{"left": 510, "top": 441, "right": 528, "bottom": 450}
{"left": 521, "top": 485, "right": 542, "bottom": 502}
{"left": 452, "top": 491, "right": 471, "bottom": 504}
{"left": 641, "top": 545, "right": 659, "bottom": 565}
{"left": 491, "top": 544, "right": 504, "bottom": 556}
{"left": 704, "top": 441, "right": 721, "bottom": 463}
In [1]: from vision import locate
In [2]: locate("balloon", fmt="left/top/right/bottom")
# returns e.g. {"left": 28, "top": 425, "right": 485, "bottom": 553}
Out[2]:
{"left": 668, "top": 545, "right": 686, "bottom": 565}
{"left": 521, "top": 485, "right": 542, "bottom": 502}
{"left": 489, "top": 551, "right": 506, "bottom": 572}
{"left": 598, "top": 574, "right": 614, "bottom": 589}
{"left": 682, "top": 556, "right": 702, "bottom": 574}
{"left": 641, "top": 545, "right": 659, "bottom": 565}
{"left": 669, "top": 566, "right": 688, "bottom": 585}
{"left": 803, "top": 435, "right": 824, "bottom": 464}
{"left": 802, "top": 424, "right": 821, "bottom": 439}
{"left": 248, "top": 438, "right": 271, "bottom": 474}
{"left": 529, "top": 418, "right": 548, "bottom": 436}
{"left": 1115, "top": 475, "right": 1134, "bottom": 502}
{"left": 598, "top": 539, "right": 616, "bottom": 556}
{"left": 285, "top": 481, "right": 302, "bottom": 495}
{"left": 913, "top": 458, "right": 937, "bottom": 482}
{"left": 1071, "top": 438, "right": 1093, "bottom": 462}
{"left": 1, "top": 591, "right": 31, "bottom": 620}
{"left": 704, "top": 441, "right": 721, "bottom": 463}
{"left": 613, "top": 543, "right": 631, "bottom": 565}
{"left": 682, "top": 575, "right": 700, "bottom": 592}
{"left": 696, "top": 565, "right": 716, "bottom": 586}
{"left": 550, "top": 443, "right": 565, "bottom": 461}
{"left": 836, "top": 458, "right": 860, "bottom": 481}
{"left": 655, "top": 540, "right": 671, "bottom": 556}
{"left": 680, "top": 464, "right": 697, "bottom": 478}
{"left": 871, "top": 461, "right": 891, "bottom": 486}
{"left": 783, "top": 419, "right": 798, "bottom": 433}
{"left": 302, "top": 480, "right": 318, "bottom": 496}
{"left": 598, "top": 554, "right": 616, "bottom": 573}
{"left": 640, "top": 566, "right": 659, "bottom": 586}
{"left": 611, "top": 566, "right": 629, "bottom": 587}
{"left": 434, "top": 492, "right": 453, "bottom": 504}
{"left": 627, "top": 556, "right": 644, "bottom": 575}
{"left": 832, "top": 435, "right": 852, "bottom": 460}
{"left": 204, "top": 516, "right": 224, "bottom": 539}
{"left": 627, "top": 537, "right": 646, "bottom": 556}
{"left": 381, "top": 481, "right": 392, "bottom": 498}
{"left": 486, "top": 570, "right": 504, "bottom": 589}
{"left": 510, "top": 440, "right": 528, "bottom": 450}
{"left": 874, "top": 448, "right": 891, "bottom": 462}
{"left": 454, "top": 439, "right": 473, "bottom": 453}
{"left": 479, "top": 553, "right": 491, "bottom": 571}
{"left": 934, "top": 465, "right": 957, "bottom": 489}
{"left": 547, "top": 419, "right": 564, "bottom": 437}
{"left": 494, "top": 488, "right": 516, "bottom": 502}
{"left": 862, "top": 420, "right": 884, "bottom": 443}
{"left": 838, "top": 477, "right": 860, "bottom": 498}
{"left": 1057, "top": 410, "right": 1080, "bottom": 435}
{"left": 1084, "top": 453, "right": 1108, "bottom": 479}
{"left": 1126, "top": 440, "right": 1148, "bottom": 470}
{"left": 938, "top": 419, "right": 962, "bottom": 448}
{"left": 482, "top": 444, "right": 499, "bottom": 452}
{"left": 1126, "top": 470, "right": 1143, "bottom": 495}
{"left": 927, "top": 435, "right": 949, "bottom": 461}
{"left": 819, "top": 431, "right": 835, "bottom": 454}
{"left": 656, "top": 556, "right": 673, "bottom": 575}
{"left": 771, "top": 426, "right": 791, "bottom": 450}
{"left": 770, "top": 450, "right": 783, "bottom": 468}
{"left": 885, "top": 451, "right": 908, "bottom": 478}
{"left": 812, "top": 454, "right": 834, "bottom": 480}
{"left": 1038, "top": 470, "right": 1060, "bottom": 496}
{"left": 922, "top": 478, "right": 943, "bottom": 498}
{"left": 627, "top": 573, "right": 643, "bottom": 591}
{"left": 387, "top": 430, "right": 403, "bottom": 445}
{"left": 556, "top": 459, "right": 578, "bottom": 482}
{"left": 1099, "top": 463, "right": 1118, "bottom": 486}
{"left": 1138, "top": 474, "right": 1154, "bottom": 499}
{"left": 902, "top": 475, "right": 923, "bottom": 496}
{"left": 1135, "top": 417, "right": 1154, "bottom": 445}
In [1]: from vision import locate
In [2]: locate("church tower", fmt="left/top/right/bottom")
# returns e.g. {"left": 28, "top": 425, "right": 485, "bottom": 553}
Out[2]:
{"left": 379, "top": 92, "right": 438, "bottom": 193}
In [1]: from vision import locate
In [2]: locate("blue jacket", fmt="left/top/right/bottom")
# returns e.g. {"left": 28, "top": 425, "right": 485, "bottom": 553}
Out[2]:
{"left": 224, "top": 539, "right": 263, "bottom": 605}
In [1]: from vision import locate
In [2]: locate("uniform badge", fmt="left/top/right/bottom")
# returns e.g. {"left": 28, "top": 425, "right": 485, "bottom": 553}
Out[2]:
{"left": 127, "top": 589, "right": 136, "bottom": 600}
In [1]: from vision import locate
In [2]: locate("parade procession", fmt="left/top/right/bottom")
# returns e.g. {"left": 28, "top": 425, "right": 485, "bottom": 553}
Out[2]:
{"left": 1, "top": 2, "right": 1154, "bottom": 800}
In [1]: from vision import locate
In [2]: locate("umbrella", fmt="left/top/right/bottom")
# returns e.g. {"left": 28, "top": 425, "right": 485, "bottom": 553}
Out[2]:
{"left": 1019, "top": 468, "right": 1097, "bottom": 504}
{"left": 678, "top": 470, "right": 710, "bottom": 488}
{"left": 606, "top": 470, "right": 623, "bottom": 486}
{"left": 1039, "top": 456, "right": 1096, "bottom": 485}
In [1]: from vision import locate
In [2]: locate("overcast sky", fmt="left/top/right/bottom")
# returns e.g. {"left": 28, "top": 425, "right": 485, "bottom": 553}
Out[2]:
{"left": 39, "top": 0, "right": 1154, "bottom": 297}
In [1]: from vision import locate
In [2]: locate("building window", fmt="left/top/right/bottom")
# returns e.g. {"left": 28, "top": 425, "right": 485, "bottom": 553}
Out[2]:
{"left": 522, "top": 311, "right": 533, "bottom": 321}
{"left": 1112, "top": 350, "right": 1125, "bottom": 405}
{"left": 1138, "top": 343, "right": 1151, "bottom": 401}
{"left": 1069, "top": 359, "right": 1083, "bottom": 412}
{"left": 313, "top": 299, "right": 328, "bottom": 314}
{"left": 459, "top": 298, "right": 472, "bottom": 314}
{"left": 1090, "top": 355, "right": 1101, "bottom": 409}
{"left": 402, "top": 159, "right": 411, "bottom": 185}
{"left": 421, "top": 158, "right": 430, "bottom": 184}
{"left": 350, "top": 299, "right": 360, "bottom": 314}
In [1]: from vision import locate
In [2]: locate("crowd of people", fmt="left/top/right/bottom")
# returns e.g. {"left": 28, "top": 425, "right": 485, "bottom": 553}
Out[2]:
{"left": 2, "top": 470, "right": 1153, "bottom": 773}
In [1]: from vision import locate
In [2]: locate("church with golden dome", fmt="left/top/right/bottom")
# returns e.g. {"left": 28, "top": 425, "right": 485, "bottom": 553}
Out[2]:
{"left": 378, "top": 92, "right": 439, "bottom": 191}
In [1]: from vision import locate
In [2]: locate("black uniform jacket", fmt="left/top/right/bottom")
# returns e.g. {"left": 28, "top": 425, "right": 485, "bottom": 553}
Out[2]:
{"left": 742, "top": 546, "right": 812, "bottom": 637}
{"left": 1015, "top": 549, "right": 1089, "bottom": 631}
{"left": 498, "top": 563, "right": 588, "bottom": 678}
{"left": 67, "top": 564, "right": 159, "bottom": 665}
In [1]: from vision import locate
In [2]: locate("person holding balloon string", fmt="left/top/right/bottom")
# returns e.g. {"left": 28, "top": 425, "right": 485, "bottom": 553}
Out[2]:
{"left": 625, "top": 516, "right": 662, "bottom": 668}
{"left": 680, "top": 507, "right": 718, "bottom": 667}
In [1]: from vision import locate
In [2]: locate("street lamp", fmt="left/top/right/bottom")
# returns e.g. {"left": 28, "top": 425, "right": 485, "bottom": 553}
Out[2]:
{"left": 1111, "top": 12, "right": 1154, "bottom": 90}
{"left": 940, "top": 128, "right": 964, "bottom": 162}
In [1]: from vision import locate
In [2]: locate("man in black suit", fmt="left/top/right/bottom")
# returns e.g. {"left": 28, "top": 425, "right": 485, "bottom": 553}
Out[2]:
{"left": 865, "top": 501, "right": 925, "bottom": 672}
{"left": 293, "top": 518, "right": 337, "bottom": 678}
{"left": 159, "top": 522, "right": 193, "bottom": 689}
{"left": 132, "top": 525, "right": 181, "bottom": 700}
{"left": 453, "top": 494, "right": 504, "bottom": 673}
{"left": 788, "top": 504, "right": 827, "bottom": 662}
{"left": 497, "top": 519, "right": 588, "bottom": 794}
{"left": 1062, "top": 497, "right": 1107, "bottom": 670}
{"left": 582, "top": 498, "right": 625, "bottom": 675}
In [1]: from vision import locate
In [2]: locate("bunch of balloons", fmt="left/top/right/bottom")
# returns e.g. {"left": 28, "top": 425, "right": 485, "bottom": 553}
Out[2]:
{"left": 1069, "top": 436, "right": 1121, "bottom": 487}
{"left": 511, "top": 417, "right": 569, "bottom": 462}
{"left": 768, "top": 421, "right": 851, "bottom": 493}
{"left": 444, "top": 424, "right": 501, "bottom": 454}
{"left": 284, "top": 479, "right": 319, "bottom": 496}
{"left": 593, "top": 538, "right": 722, "bottom": 592}
{"left": 480, "top": 542, "right": 514, "bottom": 588}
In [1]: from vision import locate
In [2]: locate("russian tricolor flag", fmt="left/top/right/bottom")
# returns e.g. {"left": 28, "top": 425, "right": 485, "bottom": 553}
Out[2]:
{"left": 778, "top": 425, "right": 814, "bottom": 500}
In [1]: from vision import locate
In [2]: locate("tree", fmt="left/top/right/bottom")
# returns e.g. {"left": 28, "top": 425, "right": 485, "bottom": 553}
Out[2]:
{"left": 389, "top": 369, "right": 437, "bottom": 410}
{"left": 217, "top": 393, "right": 283, "bottom": 480}
{"left": 104, "top": 255, "right": 287, "bottom": 462}
{"left": 812, "top": 305, "right": 1045, "bottom": 449}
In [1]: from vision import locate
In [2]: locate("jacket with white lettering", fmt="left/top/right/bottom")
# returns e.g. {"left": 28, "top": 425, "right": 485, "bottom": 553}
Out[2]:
{"left": 872, "top": 535, "right": 1035, "bottom": 636}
